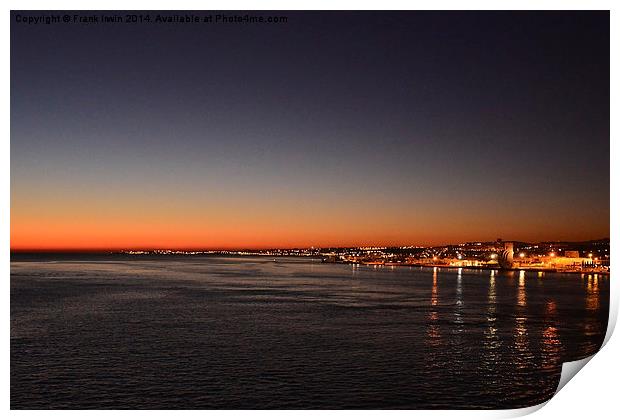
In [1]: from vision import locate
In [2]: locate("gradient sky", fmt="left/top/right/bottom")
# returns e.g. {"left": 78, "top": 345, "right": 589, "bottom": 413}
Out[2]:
{"left": 11, "top": 11, "right": 610, "bottom": 250}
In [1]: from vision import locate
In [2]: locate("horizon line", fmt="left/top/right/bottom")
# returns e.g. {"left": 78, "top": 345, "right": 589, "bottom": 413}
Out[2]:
{"left": 10, "top": 237, "right": 610, "bottom": 253}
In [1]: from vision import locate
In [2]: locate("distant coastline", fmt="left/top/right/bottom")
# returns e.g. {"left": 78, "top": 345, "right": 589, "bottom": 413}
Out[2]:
{"left": 10, "top": 247, "right": 609, "bottom": 275}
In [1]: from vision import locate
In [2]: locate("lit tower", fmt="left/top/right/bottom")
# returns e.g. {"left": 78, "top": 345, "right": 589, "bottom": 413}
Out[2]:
{"left": 498, "top": 241, "right": 514, "bottom": 269}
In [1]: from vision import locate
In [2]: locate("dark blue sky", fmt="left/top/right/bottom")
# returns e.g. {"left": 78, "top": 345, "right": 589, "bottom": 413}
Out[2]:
{"left": 11, "top": 11, "right": 610, "bottom": 249}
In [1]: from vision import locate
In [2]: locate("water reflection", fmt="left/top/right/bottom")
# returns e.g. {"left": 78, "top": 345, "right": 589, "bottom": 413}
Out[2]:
{"left": 426, "top": 267, "right": 441, "bottom": 346}
{"left": 586, "top": 274, "right": 600, "bottom": 311}
{"left": 514, "top": 270, "right": 531, "bottom": 369}
{"left": 584, "top": 274, "right": 602, "bottom": 344}
{"left": 541, "top": 300, "right": 562, "bottom": 371}
{"left": 454, "top": 268, "right": 463, "bottom": 332}
{"left": 483, "top": 270, "right": 500, "bottom": 364}
{"left": 431, "top": 267, "right": 439, "bottom": 307}
{"left": 448, "top": 268, "right": 465, "bottom": 374}
{"left": 517, "top": 271, "right": 526, "bottom": 307}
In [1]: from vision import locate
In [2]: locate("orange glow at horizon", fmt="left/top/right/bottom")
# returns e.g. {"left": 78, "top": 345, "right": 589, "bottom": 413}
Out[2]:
{"left": 10, "top": 214, "right": 451, "bottom": 251}
{"left": 11, "top": 183, "right": 610, "bottom": 251}
{"left": 11, "top": 209, "right": 609, "bottom": 251}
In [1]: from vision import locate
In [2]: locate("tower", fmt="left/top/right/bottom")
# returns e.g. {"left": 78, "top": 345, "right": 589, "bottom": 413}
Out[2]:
{"left": 498, "top": 241, "right": 514, "bottom": 269}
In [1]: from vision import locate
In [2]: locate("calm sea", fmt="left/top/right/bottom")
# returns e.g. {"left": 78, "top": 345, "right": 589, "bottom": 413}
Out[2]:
{"left": 10, "top": 254, "right": 609, "bottom": 409}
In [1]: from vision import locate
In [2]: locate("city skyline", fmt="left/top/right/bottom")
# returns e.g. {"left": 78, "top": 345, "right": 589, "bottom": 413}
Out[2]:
{"left": 9, "top": 236, "right": 610, "bottom": 253}
{"left": 11, "top": 11, "right": 610, "bottom": 250}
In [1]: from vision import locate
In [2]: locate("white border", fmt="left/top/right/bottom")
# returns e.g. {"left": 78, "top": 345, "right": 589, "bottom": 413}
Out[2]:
{"left": 3, "top": 2, "right": 617, "bottom": 419}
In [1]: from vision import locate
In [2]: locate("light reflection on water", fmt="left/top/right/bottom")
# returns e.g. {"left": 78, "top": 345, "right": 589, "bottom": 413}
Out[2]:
{"left": 542, "top": 300, "right": 562, "bottom": 371}
{"left": 513, "top": 270, "right": 533, "bottom": 373}
{"left": 586, "top": 274, "right": 600, "bottom": 311}
{"left": 483, "top": 270, "right": 499, "bottom": 360}
{"left": 584, "top": 274, "right": 602, "bottom": 346}
{"left": 11, "top": 255, "right": 609, "bottom": 409}
{"left": 425, "top": 267, "right": 441, "bottom": 346}
{"left": 454, "top": 267, "right": 464, "bottom": 330}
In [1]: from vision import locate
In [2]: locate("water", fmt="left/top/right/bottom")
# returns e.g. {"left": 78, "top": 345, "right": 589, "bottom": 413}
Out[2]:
{"left": 11, "top": 255, "right": 609, "bottom": 409}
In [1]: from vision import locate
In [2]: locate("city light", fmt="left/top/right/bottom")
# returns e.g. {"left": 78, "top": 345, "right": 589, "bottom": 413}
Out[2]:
{"left": 113, "top": 239, "right": 609, "bottom": 274}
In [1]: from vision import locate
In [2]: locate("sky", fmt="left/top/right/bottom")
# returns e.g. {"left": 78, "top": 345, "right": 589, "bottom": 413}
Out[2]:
{"left": 10, "top": 11, "right": 610, "bottom": 250}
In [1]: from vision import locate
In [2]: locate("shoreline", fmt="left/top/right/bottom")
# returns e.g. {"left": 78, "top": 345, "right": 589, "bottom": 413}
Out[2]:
{"left": 324, "top": 260, "right": 609, "bottom": 275}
